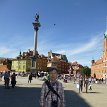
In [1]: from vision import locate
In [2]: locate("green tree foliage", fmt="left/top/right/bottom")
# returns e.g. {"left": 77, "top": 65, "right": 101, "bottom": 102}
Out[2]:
{"left": 82, "top": 66, "right": 91, "bottom": 77}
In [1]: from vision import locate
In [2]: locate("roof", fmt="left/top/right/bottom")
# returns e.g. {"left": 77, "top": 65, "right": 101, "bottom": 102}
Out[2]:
{"left": 0, "top": 65, "right": 9, "bottom": 72}
{"left": 52, "top": 53, "right": 68, "bottom": 62}
{"left": 61, "top": 55, "right": 68, "bottom": 62}
{"left": 72, "top": 61, "right": 78, "bottom": 65}
{"left": 71, "top": 61, "right": 83, "bottom": 67}
{"left": 0, "top": 57, "right": 13, "bottom": 60}
{"left": 104, "top": 31, "right": 107, "bottom": 38}
{"left": 12, "top": 58, "right": 31, "bottom": 61}
{"left": 51, "top": 56, "right": 60, "bottom": 62}
{"left": 52, "top": 53, "right": 61, "bottom": 57}
{"left": 95, "top": 58, "right": 103, "bottom": 64}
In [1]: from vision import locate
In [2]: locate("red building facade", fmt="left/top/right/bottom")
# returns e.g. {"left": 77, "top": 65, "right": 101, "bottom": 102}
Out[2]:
{"left": 91, "top": 31, "right": 107, "bottom": 79}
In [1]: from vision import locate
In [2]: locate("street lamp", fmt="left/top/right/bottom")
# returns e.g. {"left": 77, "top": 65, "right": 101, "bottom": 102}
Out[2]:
{"left": 105, "top": 74, "right": 107, "bottom": 84}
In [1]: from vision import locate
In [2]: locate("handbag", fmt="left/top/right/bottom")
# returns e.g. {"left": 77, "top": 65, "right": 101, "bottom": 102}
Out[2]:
{"left": 76, "top": 83, "right": 79, "bottom": 89}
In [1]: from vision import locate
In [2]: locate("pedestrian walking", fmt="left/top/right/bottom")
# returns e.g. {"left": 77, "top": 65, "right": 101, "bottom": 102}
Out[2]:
{"left": 28, "top": 73, "right": 33, "bottom": 83}
{"left": 0, "top": 72, "right": 2, "bottom": 81}
{"left": 88, "top": 77, "right": 92, "bottom": 90}
{"left": 79, "top": 75, "right": 83, "bottom": 93}
{"left": 84, "top": 77, "right": 89, "bottom": 93}
{"left": 88, "top": 83, "right": 92, "bottom": 90}
{"left": 40, "top": 68, "right": 65, "bottom": 107}
{"left": 11, "top": 73, "right": 16, "bottom": 88}
{"left": 4, "top": 71, "right": 10, "bottom": 89}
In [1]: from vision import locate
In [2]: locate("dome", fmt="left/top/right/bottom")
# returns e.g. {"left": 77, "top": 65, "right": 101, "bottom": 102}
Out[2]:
{"left": 104, "top": 31, "right": 107, "bottom": 38}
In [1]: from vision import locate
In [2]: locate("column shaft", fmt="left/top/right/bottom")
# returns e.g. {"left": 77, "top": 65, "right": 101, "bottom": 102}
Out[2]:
{"left": 34, "top": 30, "right": 38, "bottom": 56}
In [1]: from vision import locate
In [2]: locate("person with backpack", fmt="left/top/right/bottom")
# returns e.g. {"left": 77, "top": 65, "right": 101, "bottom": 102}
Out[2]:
{"left": 40, "top": 68, "right": 65, "bottom": 107}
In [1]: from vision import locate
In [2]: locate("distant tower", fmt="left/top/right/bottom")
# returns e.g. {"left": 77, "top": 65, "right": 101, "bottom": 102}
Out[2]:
{"left": 19, "top": 50, "right": 22, "bottom": 58}
{"left": 91, "top": 59, "right": 95, "bottom": 65}
{"left": 19, "top": 50, "right": 21, "bottom": 56}
{"left": 103, "top": 17, "right": 107, "bottom": 60}
{"left": 48, "top": 50, "right": 52, "bottom": 58}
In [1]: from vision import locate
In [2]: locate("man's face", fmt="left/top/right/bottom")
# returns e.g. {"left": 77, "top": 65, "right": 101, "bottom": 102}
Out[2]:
{"left": 49, "top": 70, "right": 57, "bottom": 81}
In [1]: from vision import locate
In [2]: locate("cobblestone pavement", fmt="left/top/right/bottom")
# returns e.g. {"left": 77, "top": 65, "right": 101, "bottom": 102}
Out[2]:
{"left": 0, "top": 77, "right": 107, "bottom": 107}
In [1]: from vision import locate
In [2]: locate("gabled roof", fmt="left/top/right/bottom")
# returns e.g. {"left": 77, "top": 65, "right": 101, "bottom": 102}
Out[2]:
{"left": 71, "top": 61, "right": 83, "bottom": 67}
{"left": 95, "top": 58, "right": 103, "bottom": 64}
{"left": 52, "top": 53, "right": 61, "bottom": 57}
{"left": 52, "top": 53, "right": 68, "bottom": 62}
{"left": 51, "top": 56, "right": 60, "bottom": 62}
{"left": 0, "top": 65, "right": 9, "bottom": 72}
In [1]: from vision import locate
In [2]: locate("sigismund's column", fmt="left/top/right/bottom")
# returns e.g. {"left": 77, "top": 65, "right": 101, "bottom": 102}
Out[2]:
{"left": 31, "top": 14, "right": 41, "bottom": 71}
{"left": 33, "top": 14, "right": 40, "bottom": 56}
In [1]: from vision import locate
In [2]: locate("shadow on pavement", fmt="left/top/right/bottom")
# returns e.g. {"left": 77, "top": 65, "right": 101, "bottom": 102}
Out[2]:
{"left": 65, "top": 90, "right": 91, "bottom": 107}
{"left": 82, "top": 91, "right": 101, "bottom": 94}
{"left": 0, "top": 85, "right": 92, "bottom": 107}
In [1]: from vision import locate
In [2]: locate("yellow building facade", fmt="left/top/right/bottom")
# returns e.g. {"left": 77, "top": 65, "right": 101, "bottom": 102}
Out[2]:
{"left": 11, "top": 59, "right": 31, "bottom": 72}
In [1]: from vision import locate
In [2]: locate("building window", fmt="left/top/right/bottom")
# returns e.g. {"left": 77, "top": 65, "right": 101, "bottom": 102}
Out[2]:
{"left": 19, "top": 66, "right": 20, "bottom": 69}
{"left": 23, "top": 65, "right": 25, "bottom": 69}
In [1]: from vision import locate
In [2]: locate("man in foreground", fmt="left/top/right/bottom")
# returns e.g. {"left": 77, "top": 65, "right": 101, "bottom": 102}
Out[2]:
{"left": 40, "top": 68, "right": 65, "bottom": 107}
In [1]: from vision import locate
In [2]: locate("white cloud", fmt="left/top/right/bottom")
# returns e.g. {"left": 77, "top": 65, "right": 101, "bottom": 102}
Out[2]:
{"left": 52, "top": 33, "right": 103, "bottom": 66}
{"left": 0, "top": 47, "right": 10, "bottom": 55}
{"left": 0, "top": 46, "right": 18, "bottom": 58}
{"left": 71, "top": 59, "right": 91, "bottom": 67}
{"left": 55, "top": 50, "right": 66, "bottom": 54}
{"left": 68, "top": 36, "right": 102, "bottom": 56}
{"left": 55, "top": 33, "right": 103, "bottom": 56}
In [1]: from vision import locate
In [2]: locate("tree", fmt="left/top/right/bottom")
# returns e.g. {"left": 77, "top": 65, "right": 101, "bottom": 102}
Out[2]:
{"left": 82, "top": 66, "right": 91, "bottom": 77}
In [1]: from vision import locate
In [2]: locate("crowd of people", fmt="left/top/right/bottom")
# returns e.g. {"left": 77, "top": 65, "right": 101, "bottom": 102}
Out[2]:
{"left": 0, "top": 69, "right": 65, "bottom": 107}
{"left": 77, "top": 75, "right": 92, "bottom": 93}
{"left": 0, "top": 69, "right": 107, "bottom": 107}
{"left": 0, "top": 71, "right": 17, "bottom": 89}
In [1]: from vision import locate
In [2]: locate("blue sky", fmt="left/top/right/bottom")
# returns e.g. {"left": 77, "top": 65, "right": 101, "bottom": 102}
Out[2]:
{"left": 0, "top": 0, "right": 107, "bottom": 67}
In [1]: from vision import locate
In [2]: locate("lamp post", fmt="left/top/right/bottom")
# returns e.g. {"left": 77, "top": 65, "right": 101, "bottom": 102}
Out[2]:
{"left": 105, "top": 74, "right": 107, "bottom": 84}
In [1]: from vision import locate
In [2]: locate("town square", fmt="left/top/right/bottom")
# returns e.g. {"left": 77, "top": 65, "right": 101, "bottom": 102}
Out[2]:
{"left": 0, "top": 76, "right": 107, "bottom": 107}
{"left": 0, "top": 0, "right": 107, "bottom": 107}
